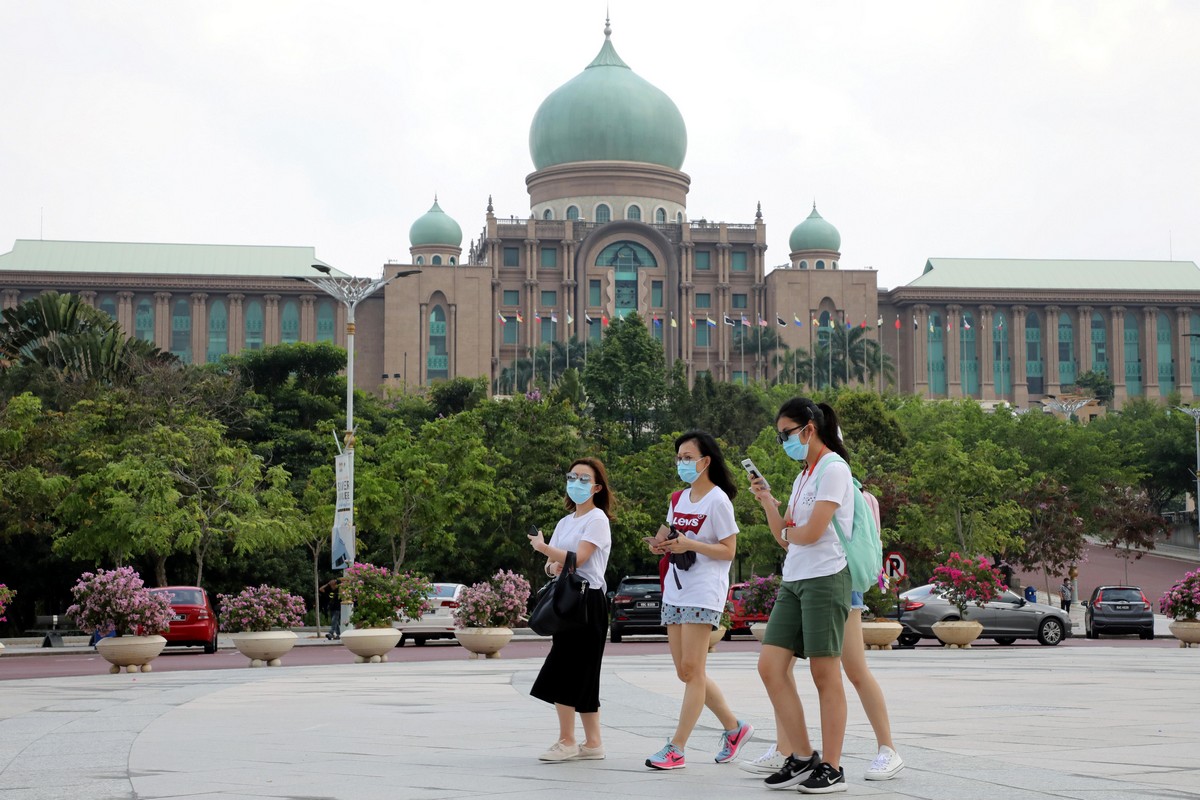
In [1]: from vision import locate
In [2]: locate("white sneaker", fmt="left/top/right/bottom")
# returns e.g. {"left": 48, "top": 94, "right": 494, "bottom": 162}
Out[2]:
{"left": 738, "top": 744, "right": 786, "bottom": 774}
{"left": 538, "top": 741, "right": 580, "bottom": 762}
{"left": 864, "top": 745, "right": 904, "bottom": 780}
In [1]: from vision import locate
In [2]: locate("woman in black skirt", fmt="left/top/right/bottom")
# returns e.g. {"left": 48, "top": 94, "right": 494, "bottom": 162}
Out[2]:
{"left": 528, "top": 456, "right": 614, "bottom": 762}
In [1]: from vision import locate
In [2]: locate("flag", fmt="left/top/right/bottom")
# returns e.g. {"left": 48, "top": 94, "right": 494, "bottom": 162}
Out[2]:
{"left": 964, "top": 318, "right": 972, "bottom": 330}
{"left": 706, "top": 315, "right": 717, "bottom": 327}
{"left": 550, "top": 311, "right": 558, "bottom": 324}
{"left": 534, "top": 310, "right": 541, "bottom": 321}
{"left": 860, "top": 318, "right": 867, "bottom": 328}
{"left": 928, "top": 321, "right": 934, "bottom": 333}
{"left": 777, "top": 315, "right": 787, "bottom": 327}
{"left": 758, "top": 315, "right": 768, "bottom": 328}
{"left": 497, "top": 310, "right": 506, "bottom": 323}
{"left": 567, "top": 312, "right": 574, "bottom": 325}
{"left": 723, "top": 314, "right": 735, "bottom": 326}
{"left": 516, "top": 311, "right": 524, "bottom": 324}
{"left": 601, "top": 313, "right": 609, "bottom": 327}
{"left": 945, "top": 321, "right": 950, "bottom": 332}
{"left": 829, "top": 317, "right": 837, "bottom": 329}
{"left": 877, "top": 316, "right": 883, "bottom": 327}
{"left": 894, "top": 316, "right": 901, "bottom": 330}
{"left": 846, "top": 319, "right": 853, "bottom": 330}
{"left": 653, "top": 314, "right": 662, "bottom": 327}
{"left": 812, "top": 316, "right": 819, "bottom": 327}
{"left": 913, "top": 316, "right": 918, "bottom": 330}
{"left": 670, "top": 315, "right": 678, "bottom": 328}
{"left": 794, "top": 314, "right": 803, "bottom": 327}
{"left": 690, "top": 314, "right": 696, "bottom": 329}
{"left": 741, "top": 314, "right": 750, "bottom": 327}
{"left": 585, "top": 312, "right": 593, "bottom": 323}
{"left": 997, "top": 318, "right": 1004, "bottom": 330}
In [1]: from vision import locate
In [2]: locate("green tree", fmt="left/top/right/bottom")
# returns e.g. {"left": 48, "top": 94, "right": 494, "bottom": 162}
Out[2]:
{"left": 584, "top": 314, "right": 667, "bottom": 450}
{"left": 1072, "top": 370, "right": 1114, "bottom": 403}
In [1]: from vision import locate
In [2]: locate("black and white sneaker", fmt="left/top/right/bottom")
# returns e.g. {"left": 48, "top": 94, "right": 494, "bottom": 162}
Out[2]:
{"left": 796, "top": 761, "right": 846, "bottom": 794}
{"left": 762, "top": 751, "right": 820, "bottom": 790}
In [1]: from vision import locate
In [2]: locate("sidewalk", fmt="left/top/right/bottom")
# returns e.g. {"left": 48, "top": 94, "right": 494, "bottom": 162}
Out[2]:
{"left": 0, "top": 645, "right": 1197, "bottom": 799}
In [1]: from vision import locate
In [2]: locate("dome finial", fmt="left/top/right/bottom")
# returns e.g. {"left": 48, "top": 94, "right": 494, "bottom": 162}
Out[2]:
{"left": 756, "top": 201, "right": 762, "bottom": 220}
{"left": 487, "top": 194, "right": 494, "bottom": 213}
{"left": 604, "top": 7, "right": 611, "bottom": 38}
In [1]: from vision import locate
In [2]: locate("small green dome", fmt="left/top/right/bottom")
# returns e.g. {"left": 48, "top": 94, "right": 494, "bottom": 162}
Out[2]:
{"left": 409, "top": 199, "right": 462, "bottom": 248}
{"left": 789, "top": 204, "right": 841, "bottom": 252}
{"left": 529, "top": 24, "right": 687, "bottom": 171}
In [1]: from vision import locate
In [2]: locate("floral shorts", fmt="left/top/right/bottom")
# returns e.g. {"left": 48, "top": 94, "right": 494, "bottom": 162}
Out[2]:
{"left": 661, "top": 602, "right": 722, "bottom": 627}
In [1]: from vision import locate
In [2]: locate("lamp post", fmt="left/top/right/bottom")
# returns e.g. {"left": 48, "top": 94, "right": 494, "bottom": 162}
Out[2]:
{"left": 303, "top": 264, "right": 420, "bottom": 572}
{"left": 1043, "top": 397, "right": 1091, "bottom": 421}
{"left": 1174, "top": 404, "right": 1200, "bottom": 551}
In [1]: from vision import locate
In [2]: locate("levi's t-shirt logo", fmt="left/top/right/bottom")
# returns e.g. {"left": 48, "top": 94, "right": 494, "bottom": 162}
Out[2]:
{"left": 670, "top": 512, "right": 707, "bottom": 536}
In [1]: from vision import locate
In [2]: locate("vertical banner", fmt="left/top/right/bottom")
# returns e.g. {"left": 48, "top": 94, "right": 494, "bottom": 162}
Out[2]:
{"left": 332, "top": 453, "right": 355, "bottom": 570}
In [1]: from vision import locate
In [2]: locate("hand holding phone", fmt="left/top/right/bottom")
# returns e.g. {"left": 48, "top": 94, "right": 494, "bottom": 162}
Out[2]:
{"left": 741, "top": 458, "right": 770, "bottom": 491}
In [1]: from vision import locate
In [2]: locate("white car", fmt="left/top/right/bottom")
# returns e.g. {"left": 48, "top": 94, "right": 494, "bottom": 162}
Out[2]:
{"left": 395, "top": 583, "right": 465, "bottom": 646}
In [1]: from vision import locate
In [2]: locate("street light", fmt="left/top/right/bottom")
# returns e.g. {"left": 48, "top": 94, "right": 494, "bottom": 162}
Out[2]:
{"left": 1043, "top": 396, "right": 1092, "bottom": 421}
{"left": 303, "top": 263, "right": 421, "bottom": 571}
{"left": 1174, "top": 404, "right": 1200, "bottom": 552}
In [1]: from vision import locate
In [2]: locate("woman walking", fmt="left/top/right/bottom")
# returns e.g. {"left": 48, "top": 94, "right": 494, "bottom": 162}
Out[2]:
{"left": 645, "top": 430, "right": 754, "bottom": 770}
{"left": 528, "top": 457, "right": 614, "bottom": 762}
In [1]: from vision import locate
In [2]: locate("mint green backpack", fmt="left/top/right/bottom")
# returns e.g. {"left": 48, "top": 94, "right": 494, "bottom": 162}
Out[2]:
{"left": 813, "top": 454, "right": 884, "bottom": 593}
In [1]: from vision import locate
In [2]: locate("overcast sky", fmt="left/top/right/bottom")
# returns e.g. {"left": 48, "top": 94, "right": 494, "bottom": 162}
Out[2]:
{"left": 2, "top": 1, "right": 1198, "bottom": 290}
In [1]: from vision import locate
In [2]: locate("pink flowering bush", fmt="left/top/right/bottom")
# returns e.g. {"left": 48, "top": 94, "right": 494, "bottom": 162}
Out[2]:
{"left": 931, "top": 552, "right": 1006, "bottom": 619}
{"left": 1159, "top": 568, "right": 1200, "bottom": 621}
{"left": 66, "top": 567, "right": 174, "bottom": 637}
{"left": 453, "top": 569, "right": 532, "bottom": 629}
{"left": 0, "top": 583, "right": 14, "bottom": 623}
{"left": 339, "top": 563, "right": 433, "bottom": 629}
{"left": 739, "top": 574, "right": 782, "bottom": 618}
{"left": 217, "top": 585, "right": 306, "bottom": 633}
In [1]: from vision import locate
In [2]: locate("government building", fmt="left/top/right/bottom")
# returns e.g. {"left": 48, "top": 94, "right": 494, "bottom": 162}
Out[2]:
{"left": 3, "top": 23, "right": 1199, "bottom": 410}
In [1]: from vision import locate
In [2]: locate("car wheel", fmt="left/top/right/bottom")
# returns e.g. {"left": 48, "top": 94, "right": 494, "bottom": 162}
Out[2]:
{"left": 204, "top": 629, "right": 218, "bottom": 654}
{"left": 1085, "top": 621, "right": 1098, "bottom": 639}
{"left": 413, "top": 636, "right": 427, "bottom": 647}
{"left": 897, "top": 631, "right": 921, "bottom": 647}
{"left": 1037, "top": 617, "right": 1065, "bottom": 646}
{"left": 722, "top": 628, "right": 732, "bottom": 641}
{"left": 396, "top": 635, "right": 408, "bottom": 648}
{"left": 610, "top": 629, "right": 622, "bottom": 644}
{"left": 1140, "top": 629, "right": 1155, "bottom": 640}
{"left": 993, "top": 637, "right": 1016, "bottom": 646}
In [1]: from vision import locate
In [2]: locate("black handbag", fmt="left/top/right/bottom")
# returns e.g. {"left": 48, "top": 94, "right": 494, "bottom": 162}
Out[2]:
{"left": 529, "top": 551, "right": 590, "bottom": 636}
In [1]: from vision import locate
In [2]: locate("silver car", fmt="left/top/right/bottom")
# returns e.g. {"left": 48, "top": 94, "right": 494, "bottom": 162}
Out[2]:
{"left": 395, "top": 583, "right": 465, "bottom": 646}
{"left": 898, "top": 584, "right": 1071, "bottom": 646}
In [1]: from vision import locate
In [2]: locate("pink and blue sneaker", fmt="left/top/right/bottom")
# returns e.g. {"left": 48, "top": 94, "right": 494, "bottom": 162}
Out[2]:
{"left": 715, "top": 720, "right": 754, "bottom": 763}
{"left": 646, "top": 741, "right": 686, "bottom": 770}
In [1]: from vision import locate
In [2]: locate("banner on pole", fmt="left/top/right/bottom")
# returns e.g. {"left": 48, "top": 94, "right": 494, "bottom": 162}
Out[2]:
{"left": 332, "top": 453, "right": 356, "bottom": 569}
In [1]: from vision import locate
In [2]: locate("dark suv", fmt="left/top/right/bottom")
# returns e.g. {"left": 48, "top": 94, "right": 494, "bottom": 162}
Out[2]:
{"left": 609, "top": 575, "right": 665, "bottom": 643}
{"left": 1084, "top": 585, "right": 1154, "bottom": 640}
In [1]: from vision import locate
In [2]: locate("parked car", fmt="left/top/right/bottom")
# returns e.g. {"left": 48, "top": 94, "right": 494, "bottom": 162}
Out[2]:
{"left": 149, "top": 586, "right": 219, "bottom": 654}
{"left": 725, "top": 582, "right": 769, "bottom": 639}
{"left": 1083, "top": 585, "right": 1154, "bottom": 640}
{"left": 396, "top": 583, "right": 464, "bottom": 646}
{"left": 609, "top": 575, "right": 665, "bottom": 643}
{"left": 897, "top": 584, "right": 1071, "bottom": 646}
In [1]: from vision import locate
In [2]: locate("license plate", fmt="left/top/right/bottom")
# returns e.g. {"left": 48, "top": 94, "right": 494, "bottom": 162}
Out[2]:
{"left": 171, "top": 614, "right": 186, "bottom": 621}
{"left": 1115, "top": 604, "right": 1130, "bottom": 611}
{"left": 636, "top": 601, "right": 659, "bottom": 609}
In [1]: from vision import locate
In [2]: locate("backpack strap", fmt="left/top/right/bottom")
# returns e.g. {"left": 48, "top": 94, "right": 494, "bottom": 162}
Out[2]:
{"left": 811, "top": 453, "right": 854, "bottom": 552}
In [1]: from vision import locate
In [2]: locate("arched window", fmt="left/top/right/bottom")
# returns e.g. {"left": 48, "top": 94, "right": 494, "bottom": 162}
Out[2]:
{"left": 134, "top": 298, "right": 154, "bottom": 342}
{"left": 626, "top": 204, "right": 641, "bottom": 221}
{"left": 207, "top": 299, "right": 228, "bottom": 362}
{"left": 316, "top": 300, "right": 335, "bottom": 342}
{"left": 427, "top": 305, "right": 448, "bottom": 382}
{"left": 1090, "top": 311, "right": 1107, "bottom": 378}
{"left": 415, "top": 256, "right": 424, "bottom": 265}
{"left": 170, "top": 298, "right": 192, "bottom": 363}
{"left": 816, "top": 260, "right": 826, "bottom": 270}
{"left": 542, "top": 208, "right": 552, "bottom": 220}
{"left": 799, "top": 260, "right": 808, "bottom": 270}
{"left": 961, "top": 311, "right": 979, "bottom": 397}
{"left": 432, "top": 255, "right": 443, "bottom": 265}
{"left": 245, "top": 299, "right": 264, "bottom": 351}
{"left": 928, "top": 311, "right": 946, "bottom": 396}
{"left": 281, "top": 300, "right": 299, "bottom": 344}
{"left": 449, "top": 256, "right": 456, "bottom": 265}
{"left": 655, "top": 208, "right": 667, "bottom": 224}
{"left": 676, "top": 211, "right": 684, "bottom": 223}
{"left": 832, "top": 261, "right": 838, "bottom": 269}
{"left": 98, "top": 294, "right": 117, "bottom": 319}
{"left": 595, "top": 204, "right": 611, "bottom": 224}
{"left": 596, "top": 241, "right": 657, "bottom": 320}
{"left": 566, "top": 205, "right": 580, "bottom": 220}
{"left": 1026, "top": 310, "right": 1043, "bottom": 396}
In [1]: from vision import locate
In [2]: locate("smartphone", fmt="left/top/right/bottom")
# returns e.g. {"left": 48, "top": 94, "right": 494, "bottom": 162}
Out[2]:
{"left": 741, "top": 458, "right": 770, "bottom": 491}
{"left": 527, "top": 524, "right": 539, "bottom": 538}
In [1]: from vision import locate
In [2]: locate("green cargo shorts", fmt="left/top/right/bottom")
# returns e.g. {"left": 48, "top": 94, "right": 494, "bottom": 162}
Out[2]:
{"left": 762, "top": 568, "right": 851, "bottom": 659}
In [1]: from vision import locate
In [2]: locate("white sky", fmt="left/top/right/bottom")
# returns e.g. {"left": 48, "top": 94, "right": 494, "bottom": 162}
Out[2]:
{"left": 2, "top": 1, "right": 1198, "bottom": 290}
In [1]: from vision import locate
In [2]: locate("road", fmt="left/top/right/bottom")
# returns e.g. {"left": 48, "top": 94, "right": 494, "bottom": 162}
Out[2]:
{"left": 1014, "top": 542, "right": 1198, "bottom": 605}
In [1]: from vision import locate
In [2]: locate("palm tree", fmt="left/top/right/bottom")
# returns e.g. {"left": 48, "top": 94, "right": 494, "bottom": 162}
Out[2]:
{"left": 731, "top": 326, "right": 784, "bottom": 382}
{"left": 810, "top": 326, "right": 895, "bottom": 389}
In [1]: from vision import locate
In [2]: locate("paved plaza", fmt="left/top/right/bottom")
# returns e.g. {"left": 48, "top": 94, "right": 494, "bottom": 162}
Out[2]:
{"left": 0, "top": 643, "right": 1197, "bottom": 800}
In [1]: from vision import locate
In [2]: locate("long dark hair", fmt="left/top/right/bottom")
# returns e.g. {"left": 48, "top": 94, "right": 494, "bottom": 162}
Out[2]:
{"left": 674, "top": 429, "right": 738, "bottom": 500}
{"left": 565, "top": 457, "right": 614, "bottom": 519}
{"left": 776, "top": 397, "right": 851, "bottom": 464}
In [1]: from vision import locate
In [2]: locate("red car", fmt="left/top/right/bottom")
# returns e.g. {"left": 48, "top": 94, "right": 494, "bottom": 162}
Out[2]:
{"left": 726, "top": 582, "right": 769, "bottom": 637}
{"left": 150, "top": 586, "right": 219, "bottom": 654}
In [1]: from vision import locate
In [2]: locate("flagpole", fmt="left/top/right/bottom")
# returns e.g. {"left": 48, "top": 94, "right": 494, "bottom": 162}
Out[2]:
{"left": 809, "top": 312, "right": 815, "bottom": 391}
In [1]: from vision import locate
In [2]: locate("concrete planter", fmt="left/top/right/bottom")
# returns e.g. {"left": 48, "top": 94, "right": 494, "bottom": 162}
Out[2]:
{"left": 341, "top": 628, "right": 402, "bottom": 662}
{"left": 97, "top": 634, "right": 167, "bottom": 673}
{"left": 861, "top": 620, "right": 903, "bottom": 650}
{"left": 454, "top": 627, "right": 513, "bottom": 659}
{"left": 932, "top": 620, "right": 984, "bottom": 649}
{"left": 750, "top": 623, "right": 768, "bottom": 642}
{"left": 1168, "top": 619, "right": 1200, "bottom": 648}
{"left": 230, "top": 631, "right": 298, "bottom": 667}
{"left": 707, "top": 626, "right": 726, "bottom": 652}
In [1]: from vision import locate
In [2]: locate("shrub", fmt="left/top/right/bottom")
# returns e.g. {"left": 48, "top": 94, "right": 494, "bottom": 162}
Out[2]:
{"left": 66, "top": 567, "right": 174, "bottom": 637}
{"left": 0, "top": 583, "right": 14, "bottom": 623}
{"left": 739, "top": 574, "right": 782, "bottom": 618}
{"left": 453, "top": 569, "right": 532, "bottom": 629}
{"left": 217, "top": 585, "right": 306, "bottom": 633}
{"left": 1159, "top": 568, "right": 1200, "bottom": 621}
{"left": 863, "top": 585, "right": 898, "bottom": 619}
{"left": 339, "top": 563, "right": 433, "bottom": 629}
{"left": 931, "top": 552, "right": 1007, "bottom": 619}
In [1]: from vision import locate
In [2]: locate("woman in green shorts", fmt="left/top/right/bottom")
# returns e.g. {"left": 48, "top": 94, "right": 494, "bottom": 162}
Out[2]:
{"left": 749, "top": 397, "right": 853, "bottom": 794}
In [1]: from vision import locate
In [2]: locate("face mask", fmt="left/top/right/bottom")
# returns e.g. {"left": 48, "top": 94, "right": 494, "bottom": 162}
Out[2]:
{"left": 677, "top": 460, "right": 704, "bottom": 484}
{"left": 566, "top": 480, "right": 593, "bottom": 505}
{"left": 782, "top": 434, "right": 809, "bottom": 462}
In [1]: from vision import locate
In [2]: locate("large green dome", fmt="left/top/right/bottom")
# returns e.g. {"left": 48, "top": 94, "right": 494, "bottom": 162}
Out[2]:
{"left": 409, "top": 199, "right": 462, "bottom": 248}
{"left": 789, "top": 204, "right": 841, "bottom": 252}
{"left": 529, "top": 25, "right": 687, "bottom": 171}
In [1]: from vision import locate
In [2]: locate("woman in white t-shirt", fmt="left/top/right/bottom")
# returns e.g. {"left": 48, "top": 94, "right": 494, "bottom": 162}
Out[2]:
{"left": 528, "top": 457, "right": 614, "bottom": 763}
{"left": 643, "top": 430, "right": 754, "bottom": 771}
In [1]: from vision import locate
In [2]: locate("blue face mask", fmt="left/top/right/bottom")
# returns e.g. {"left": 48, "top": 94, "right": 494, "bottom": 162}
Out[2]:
{"left": 566, "top": 480, "right": 593, "bottom": 505}
{"left": 676, "top": 460, "right": 705, "bottom": 484}
{"left": 782, "top": 434, "right": 809, "bottom": 462}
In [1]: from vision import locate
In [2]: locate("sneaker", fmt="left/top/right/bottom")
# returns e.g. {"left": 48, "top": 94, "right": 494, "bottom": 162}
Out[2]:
{"left": 738, "top": 744, "right": 786, "bottom": 774}
{"left": 645, "top": 741, "right": 686, "bottom": 770}
{"left": 763, "top": 751, "right": 820, "bottom": 789}
{"left": 715, "top": 720, "right": 754, "bottom": 763}
{"left": 797, "top": 762, "right": 846, "bottom": 794}
{"left": 575, "top": 744, "right": 606, "bottom": 761}
{"left": 864, "top": 745, "right": 904, "bottom": 780}
{"left": 538, "top": 741, "right": 579, "bottom": 762}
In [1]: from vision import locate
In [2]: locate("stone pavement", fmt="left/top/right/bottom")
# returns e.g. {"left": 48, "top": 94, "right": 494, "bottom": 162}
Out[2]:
{"left": 1, "top": 645, "right": 1198, "bottom": 800}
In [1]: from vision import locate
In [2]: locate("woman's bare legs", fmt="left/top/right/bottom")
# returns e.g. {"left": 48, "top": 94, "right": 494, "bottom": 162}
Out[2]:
{"left": 757, "top": 643, "right": 813, "bottom": 757}
{"left": 809, "top": 654, "right": 846, "bottom": 769}
{"left": 667, "top": 623, "right": 738, "bottom": 748}
{"left": 841, "top": 610, "right": 895, "bottom": 750}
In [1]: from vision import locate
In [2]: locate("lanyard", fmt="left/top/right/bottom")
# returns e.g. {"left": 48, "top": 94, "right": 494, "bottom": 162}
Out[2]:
{"left": 785, "top": 452, "right": 827, "bottom": 526}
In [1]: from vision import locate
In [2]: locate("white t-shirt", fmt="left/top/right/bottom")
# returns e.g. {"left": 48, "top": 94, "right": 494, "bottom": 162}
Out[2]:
{"left": 548, "top": 507, "right": 612, "bottom": 593}
{"left": 782, "top": 454, "right": 854, "bottom": 582}
{"left": 662, "top": 486, "right": 739, "bottom": 612}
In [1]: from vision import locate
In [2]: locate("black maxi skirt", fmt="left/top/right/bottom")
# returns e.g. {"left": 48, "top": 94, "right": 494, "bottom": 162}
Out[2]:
{"left": 530, "top": 588, "right": 609, "bottom": 713}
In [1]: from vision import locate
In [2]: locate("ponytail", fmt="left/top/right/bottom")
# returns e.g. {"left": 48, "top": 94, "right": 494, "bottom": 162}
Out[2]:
{"left": 776, "top": 397, "right": 851, "bottom": 464}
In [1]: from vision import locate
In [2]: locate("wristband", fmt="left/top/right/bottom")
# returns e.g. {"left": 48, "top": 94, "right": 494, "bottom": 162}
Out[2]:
{"left": 781, "top": 526, "right": 790, "bottom": 543}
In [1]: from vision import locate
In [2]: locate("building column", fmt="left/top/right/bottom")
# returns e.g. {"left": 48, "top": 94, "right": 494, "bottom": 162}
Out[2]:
{"left": 448, "top": 303, "right": 458, "bottom": 379}
{"left": 1110, "top": 306, "right": 1127, "bottom": 408}
{"left": 1012, "top": 305, "right": 1029, "bottom": 407}
{"left": 1076, "top": 306, "right": 1093, "bottom": 375}
{"left": 227, "top": 294, "right": 245, "bottom": 354}
{"left": 264, "top": 295, "right": 281, "bottom": 347}
{"left": 946, "top": 304, "right": 963, "bottom": 397}
{"left": 191, "top": 293, "right": 208, "bottom": 365}
{"left": 1142, "top": 306, "right": 1160, "bottom": 398}
{"left": 154, "top": 292, "right": 172, "bottom": 350}
{"left": 116, "top": 292, "right": 134, "bottom": 335}
{"left": 1, "top": 289, "right": 20, "bottom": 310}
{"left": 418, "top": 302, "right": 429, "bottom": 387}
{"left": 78, "top": 290, "right": 97, "bottom": 308}
{"left": 1044, "top": 305, "right": 1061, "bottom": 396}
{"left": 1176, "top": 307, "right": 1195, "bottom": 403}
{"left": 300, "top": 294, "right": 316, "bottom": 342}
{"left": 979, "top": 305, "right": 995, "bottom": 401}
{"left": 913, "top": 304, "right": 930, "bottom": 398}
